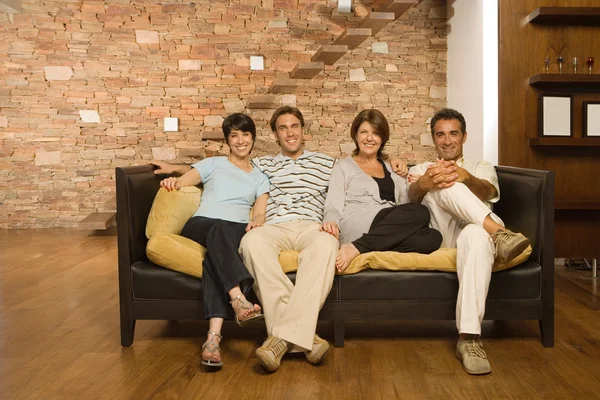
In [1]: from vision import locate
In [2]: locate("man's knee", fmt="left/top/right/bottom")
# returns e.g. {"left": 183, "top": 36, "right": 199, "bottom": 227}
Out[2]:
{"left": 239, "top": 228, "right": 263, "bottom": 254}
{"left": 311, "top": 231, "right": 339, "bottom": 253}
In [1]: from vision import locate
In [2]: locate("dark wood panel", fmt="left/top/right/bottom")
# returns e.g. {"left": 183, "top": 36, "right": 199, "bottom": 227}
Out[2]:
{"left": 529, "top": 73, "right": 600, "bottom": 87}
{"left": 499, "top": 0, "right": 600, "bottom": 257}
{"left": 529, "top": 137, "right": 600, "bottom": 146}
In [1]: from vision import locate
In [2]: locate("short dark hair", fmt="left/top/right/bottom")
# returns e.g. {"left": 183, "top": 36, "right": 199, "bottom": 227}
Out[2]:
{"left": 350, "top": 109, "right": 390, "bottom": 160}
{"left": 269, "top": 106, "right": 305, "bottom": 132}
{"left": 222, "top": 113, "right": 256, "bottom": 143}
{"left": 430, "top": 108, "right": 466, "bottom": 135}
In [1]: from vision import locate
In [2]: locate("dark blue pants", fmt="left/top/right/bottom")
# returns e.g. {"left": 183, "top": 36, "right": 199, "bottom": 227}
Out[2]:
{"left": 353, "top": 203, "right": 442, "bottom": 255}
{"left": 181, "top": 217, "right": 254, "bottom": 319}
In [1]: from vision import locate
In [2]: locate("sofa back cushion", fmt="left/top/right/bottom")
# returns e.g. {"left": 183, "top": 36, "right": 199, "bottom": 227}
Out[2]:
{"left": 145, "top": 186, "right": 201, "bottom": 239}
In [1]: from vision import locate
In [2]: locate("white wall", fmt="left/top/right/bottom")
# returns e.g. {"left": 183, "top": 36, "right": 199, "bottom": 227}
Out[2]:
{"left": 447, "top": 0, "right": 498, "bottom": 164}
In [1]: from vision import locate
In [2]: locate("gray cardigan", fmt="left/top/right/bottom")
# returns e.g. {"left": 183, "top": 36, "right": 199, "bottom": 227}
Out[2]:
{"left": 323, "top": 157, "right": 409, "bottom": 244}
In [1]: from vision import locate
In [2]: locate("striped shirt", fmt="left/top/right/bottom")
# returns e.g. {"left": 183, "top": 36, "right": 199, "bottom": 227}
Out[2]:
{"left": 252, "top": 151, "right": 336, "bottom": 225}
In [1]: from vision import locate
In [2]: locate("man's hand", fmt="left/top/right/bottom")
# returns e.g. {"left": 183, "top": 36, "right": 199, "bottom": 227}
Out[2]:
{"left": 423, "top": 160, "right": 459, "bottom": 190}
{"left": 454, "top": 165, "right": 471, "bottom": 184}
{"left": 160, "top": 177, "right": 181, "bottom": 192}
{"left": 389, "top": 156, "right": 408, "bottom": 178}
{"left": 320, "top": 221, "right": 340, "bottom": 239}
{"left": 245, "top": 221, "right": 263, "bottom": 232}
{"left": 151, "top": 160, "right": 176, "bottom": 175}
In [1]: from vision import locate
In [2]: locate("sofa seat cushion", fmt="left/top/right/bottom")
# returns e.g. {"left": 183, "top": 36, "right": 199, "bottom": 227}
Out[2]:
{"left": 338, "top": 261, "right": 542, "bottom": 301}
{"left": 132, "top": 261, "right": 338, "bottom": 302}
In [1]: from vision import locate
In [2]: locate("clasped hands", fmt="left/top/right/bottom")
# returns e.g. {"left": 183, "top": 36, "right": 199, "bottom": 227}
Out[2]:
{"left": 409, "top": 160, "right": 470, "bottom": 190}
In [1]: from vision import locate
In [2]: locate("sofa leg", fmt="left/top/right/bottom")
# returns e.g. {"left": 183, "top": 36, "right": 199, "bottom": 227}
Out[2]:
{"left": 333, "top": 320, "right": 345, "bottom": 348}
{"left": 539, "top": 318, "right": 554, "bottom": 348}
{"left": 121, "top": 319, "right": 136, "bottom": 347}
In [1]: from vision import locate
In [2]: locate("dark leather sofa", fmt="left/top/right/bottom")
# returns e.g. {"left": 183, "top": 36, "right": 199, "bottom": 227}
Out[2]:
{"left": 116, "top": 164, "right": 555, "bottom": 348}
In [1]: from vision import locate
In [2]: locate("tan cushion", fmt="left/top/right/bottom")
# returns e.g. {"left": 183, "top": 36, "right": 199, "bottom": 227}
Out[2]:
{"left": 147, "top": 232, "right": 206, "bottom": 278}
{"left": 337, "top": 245, "right": 532, "bottom": 275}
{"left": 145, "top": 186, "right": 201, "bottom": 239}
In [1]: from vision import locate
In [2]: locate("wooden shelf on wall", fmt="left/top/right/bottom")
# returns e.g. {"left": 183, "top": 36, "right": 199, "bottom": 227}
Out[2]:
{"left": 528, "top": 74, "right": 600, "bottom": 87}
{"left": 527, "top": 7, "right": 600, "bottom": 25}
{"left": 529, "top": 137, "right": 600, "bottom": 147}
{"left": 556, "top": 201, "right": 600, "bottom": 210}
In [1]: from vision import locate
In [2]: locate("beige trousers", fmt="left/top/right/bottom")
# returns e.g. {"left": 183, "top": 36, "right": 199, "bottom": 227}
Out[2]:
{"left": 422, "top": 183, "right": 504, "bottom": 335}
{"left": 239, "top": 220, "right": 338, "bottom": 351}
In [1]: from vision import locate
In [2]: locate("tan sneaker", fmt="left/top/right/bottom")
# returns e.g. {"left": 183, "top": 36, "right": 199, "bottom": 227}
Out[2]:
{"left": 256, "top": 336, "right": 290, "bottom": 372}
{"left": 456, "top": 336, "right": 492, "bottom": 375}
{"left": 491, "top": 229, "right": 530, "bottom": 264}
{"left": 305, "top": 334, "right": 329, "bottom": 365}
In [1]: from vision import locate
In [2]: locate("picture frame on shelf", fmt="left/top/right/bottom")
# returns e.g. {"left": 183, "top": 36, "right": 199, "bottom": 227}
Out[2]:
{"left": 583, "top": 101, "right": 600, "bottom": 137}
{"left": 539, "top": 94, "right": 572, "bottom": 137}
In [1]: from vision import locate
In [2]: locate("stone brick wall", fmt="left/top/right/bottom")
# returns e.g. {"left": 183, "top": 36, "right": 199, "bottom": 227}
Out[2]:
{"left": 0, "top": 0, "right": 447, "bottom": 228}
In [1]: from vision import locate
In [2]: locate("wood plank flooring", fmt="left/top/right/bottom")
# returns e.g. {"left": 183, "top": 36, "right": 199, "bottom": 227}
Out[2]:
{"left": 1, "top": 229, "right": 600, "bottom": 399}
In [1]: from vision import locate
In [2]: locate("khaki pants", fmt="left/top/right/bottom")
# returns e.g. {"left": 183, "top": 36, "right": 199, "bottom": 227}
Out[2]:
{"left": 239, "top": 220, "right": 338, "bottom": 351}
{"left": 422, "top": 183, "right": 503, "bottom": 335}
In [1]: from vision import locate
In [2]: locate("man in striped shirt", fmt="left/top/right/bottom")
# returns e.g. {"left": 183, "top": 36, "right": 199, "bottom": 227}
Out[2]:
{"left": 239, "top": 106, "right": 339, "bottom": 372}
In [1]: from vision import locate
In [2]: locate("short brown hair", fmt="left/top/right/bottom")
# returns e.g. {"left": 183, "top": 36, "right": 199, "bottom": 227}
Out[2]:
{"left": 269, "top": 106, "right": 305, "bottom": 132}
{"left": 430, "top": 108, "right": 466, "bottom": 135}
{"left": 350, "top": 109, "right": 390, "bottom": 160}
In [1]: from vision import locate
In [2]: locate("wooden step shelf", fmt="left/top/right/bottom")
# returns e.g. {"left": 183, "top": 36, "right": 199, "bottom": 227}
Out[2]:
{"left": 528, "top": 74, "right": 600, "bottom": 87}
{"left": 527, "top": 7, "right": 600, "bottom": 25}
{"left": 378, "top": 0, "right": 419, "bottom": 20}
{"left": 78, "top": 212, "right": 116, "bottom": 230}
{"left": 311, "top": 45, "right": 348, "bottom": 65}
{"left": 202, "top": 131, "right": 225, "bottom": 141}
{"left": 268, "top": 78, "right": 299, "bottom": 94}
{"left": 333, "top": 28, "right": 372, "bottom": 50}
{"left": 247, "top": 95, "right": 279, "bottom": 109}
{"left": 529, "top": 137, "right": 600, "bottom": 147}
{"left": 103, "top": 196, "right": 116, "bottom": 211}
{"left": 359, "top": 12, "right": 395, "bottom": 35}
{"left": 289, "top": 62, "right": 324, "bottom": 79}
{"left": 556, "top": 201, "right": 600, "bottom": 210}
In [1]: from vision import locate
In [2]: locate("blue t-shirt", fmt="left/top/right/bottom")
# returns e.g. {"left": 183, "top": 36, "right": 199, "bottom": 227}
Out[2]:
{"left": 192, "top": 157, "right": 270, "bottom": 223}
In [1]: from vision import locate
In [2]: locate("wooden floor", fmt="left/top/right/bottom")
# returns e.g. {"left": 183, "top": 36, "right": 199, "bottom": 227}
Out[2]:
{"left": 1, "top": 229, "right": 600, "bottom": 399}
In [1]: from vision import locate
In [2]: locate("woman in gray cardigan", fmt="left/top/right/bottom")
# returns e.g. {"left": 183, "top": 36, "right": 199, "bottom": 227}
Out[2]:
{"left": 323, "top": 109, "right": 442, "bottom": 272}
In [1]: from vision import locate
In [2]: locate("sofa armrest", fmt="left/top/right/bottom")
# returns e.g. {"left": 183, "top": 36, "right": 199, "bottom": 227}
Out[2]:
{"left": 494, "top": 166, "right": 554, "bottom": 266}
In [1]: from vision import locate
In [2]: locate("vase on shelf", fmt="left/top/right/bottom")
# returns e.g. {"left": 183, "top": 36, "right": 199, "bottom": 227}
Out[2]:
{"left": 587, "top": 57, "right": 595, "bottom": 74}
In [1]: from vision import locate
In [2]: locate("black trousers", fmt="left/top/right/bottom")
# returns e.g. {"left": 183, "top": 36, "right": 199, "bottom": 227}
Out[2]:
{"left": 181, "top": 216, "right": 254, "bottom": 319}
{"left": 352, "top": 203, "right": 442, "bottom": 255}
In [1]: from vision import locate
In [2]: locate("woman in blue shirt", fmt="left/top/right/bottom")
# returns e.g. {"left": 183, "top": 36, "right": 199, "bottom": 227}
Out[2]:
{"left": 159, "top": 113, "right": 269, "bottom": 368}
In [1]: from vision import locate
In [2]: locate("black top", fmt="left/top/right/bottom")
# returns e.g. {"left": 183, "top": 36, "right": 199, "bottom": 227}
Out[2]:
{"left": 372, "top": 159, "right": 395, "bottom": 202}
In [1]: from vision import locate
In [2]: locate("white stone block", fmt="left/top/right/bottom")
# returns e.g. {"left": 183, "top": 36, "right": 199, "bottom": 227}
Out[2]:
{"left": 35, "top": 150, "right": 61, "bottom": 166}
{"left": 338, "top": 0, "right": 351, "bottom": 13}
{"left": 151, "top": 147, "right": 176, "bottom": 160}
{"left": 178, "top": 60, "right": 203, "bottom": 70}
{"left": 44, "top": 66, "right": 73, "bottom": 81}
{"left": 164, "top": 117, "right": 178, "bottom": 132}
{"left": 349, "top": 68, "right": 366, "bottom": 82}
{"left": 250, "top": 56, "right": 264, "bottom": 71}
{"left": 386, "top": 64, "right": 398, "bottom": 72}
{"left": 420, "top": 133, "right": 434, "bottom": 146}
{"left": 223, "top": 98, "right": 245, "bottom": 113}
{"left": 0, "top": 116, "right": 7, "bottom": 128}
{"left": 204, "top": 115, "right": 224, "bottom": 127}
{"left": 281, "top": 94, "right": 297, "bottom": 106}
{"left": 135, "top": 30, "right": 159, "bottom": 44}
{"left": 340, "top": 142, "right": 355, "bottom": 155}
{"left": 79, "top": 110, "right": 101, "bottom": 123}
{"left": 372, "top": 42, "right": 389, "bottom": 54}
{"left": 268, "top": 20, "right": 288, "bottom": 29}
{"left": 429, "top": 86, "right": 446, "bottom": 99}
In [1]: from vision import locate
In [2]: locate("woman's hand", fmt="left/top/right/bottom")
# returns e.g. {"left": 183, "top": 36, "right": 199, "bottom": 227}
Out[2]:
{"left": 245, "top": 221, "right": 263, "bottom": 232}
{"left": 151, "top": 160, "right": 176, "bottom": 175}
{"left": 389, "top": 156, "right": 408, "bottom": 178}
{"left": 160, "top": 177, "right": 181, "bottom": 192}
{"left": 320, "top": 221, "right": 340, "bottom": 239}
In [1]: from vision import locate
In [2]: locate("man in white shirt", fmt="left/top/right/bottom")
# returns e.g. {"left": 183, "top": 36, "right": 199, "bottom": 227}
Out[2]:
{"left": 407, "top": 108, "right": 530, "bottom": 375}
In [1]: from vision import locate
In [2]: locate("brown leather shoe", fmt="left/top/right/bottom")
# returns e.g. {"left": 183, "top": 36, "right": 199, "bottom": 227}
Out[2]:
{"left": 491, "top": 229, "right": 530, "bottom": 264}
